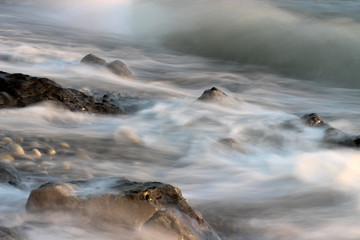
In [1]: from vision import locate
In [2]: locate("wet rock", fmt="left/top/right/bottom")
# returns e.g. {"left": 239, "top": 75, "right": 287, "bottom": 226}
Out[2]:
{"left": 0, "top": 226, "right": 23, "bottom": 240}
{"left": 0, "top": 153, "right": 14, "bottom": 162}
{"left": 80, "top": 54, "right": 107, "bottom": 66}
{"left": 10, "top": 144, "right": 25, "bottom": 156}
{"left": 2, "top": 137, "right": 13, "bottom": 145}
{"left": 26, "top": 178, "right": 221, "bottom": 240}
{"left": 48, "top": 148, "right": 56, "bottom": 156}
{"left": 81, "top": 54, "right": 133, "bottom": 79}
{"left": 302, "top": 113, "right": 329, "bottom": 128}
{"left": 106, "top": 60, "right": 133, "bottom": 79}
{"left": 0, "top": 71, "right": 122, "bottom": 114}
{"left": 302, "top": 113, "right": 360, "bottom": 148}
{"left": 60, "top": 142, "right": 70, "bottom": 148}
{"left": 31, "top": 149, "right": 41, "bottom": 158}
{"left": 197, "top": 87, "right": 228, "bottom": 103}
{"left": 0, "top": 161, "right": 23, "bottom": 188}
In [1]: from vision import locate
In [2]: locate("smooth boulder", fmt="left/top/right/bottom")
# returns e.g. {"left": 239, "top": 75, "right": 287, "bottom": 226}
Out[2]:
{"left": 26, "top": 177, "right": 221, "bottom": 240}
{"left": 0, "top": 71, "right": 122, "bottom": 114}
{"left": 302, "top": 113, "right": 360, "bottom": 148}
{"left": 80, "top": 54, "right": 107, "bottom": 66}
{"left": 80, "top": 54, "right": 133, "bottom": 79}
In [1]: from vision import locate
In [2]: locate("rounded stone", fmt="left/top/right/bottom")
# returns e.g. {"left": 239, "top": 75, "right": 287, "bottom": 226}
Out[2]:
{"left": 60, "top": 142, "right": 70, "bottom": 148}
{"left": 0, "top": 153, "right": 14, "bottom": 162}
{"left": 14, "top": 137, "right": 24, "bottom": 143}
{"left": 10, "top": 144, "right": 25, "bottom": 155}
{"left": 31, "top": 149, "right": 42, "bottom": 158}
{"left": 48, "top": 148, "right": 56, "bottom": 155}
{"left": 2, "top": 137, "right": 12, "bottom": 145}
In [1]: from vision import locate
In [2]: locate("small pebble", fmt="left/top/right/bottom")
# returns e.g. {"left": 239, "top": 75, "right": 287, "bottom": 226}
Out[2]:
{"left": 31, "top": 149, "right": 42, "bottom": 158}
{"left": 48, "top": 148, "right": 56, "bottom": 155}
{"left": 10, "top": 143, "right": 25, "bottom": 155}
{"left": 63, "top": 162, "right": 71, "bottom": 170}
{"left": 15, "top": 137, "right": 24, "bottom": 143}
{"left": 60, "top": 142, "right": 70, "bottom": 148}
{"left": 0, "top": 153, "right": 14, "bottom": 162}
{"left": 2, "top": 137, "right": 13, "bottom": 145}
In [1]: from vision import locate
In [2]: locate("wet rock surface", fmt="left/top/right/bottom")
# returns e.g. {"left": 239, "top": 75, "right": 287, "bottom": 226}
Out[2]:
{"left": 0, "top": 161, "right": 23, "bottom": 188}
{"left": 0, "top": 71, "right": 122, "bottom": 114}
{"left": 0, "top": 227, "right": 23, "bottom": 240}
{"left": 81, "top": 54, "right": 133, "bottom": 79}
{"left": 26, "top": 177, "right": 221, "bottom": 240}
{"left": 303, "top": 113, "right": 360, "bottom": 148}
{"left": 197, "top": 87, "right": 228, "bottom": 103}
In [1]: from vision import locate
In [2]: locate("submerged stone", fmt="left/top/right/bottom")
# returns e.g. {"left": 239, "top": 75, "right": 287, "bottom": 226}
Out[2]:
{"left": 80, "top": 54, "right": 106, "bottom": 66}
{"left": 106, "top": 60, "right": 133, "bottom": 79}
{"left": 302, "top": 113, "right": 360, "bottom": 148}
{"left": 26, "top": 177, "right": 221, "bottom": 240}
{"left": 81, "top": 54, "right": 134, "bottom": 79}
{"left": 197, "top": 87, "right": 228, "bottom": 103}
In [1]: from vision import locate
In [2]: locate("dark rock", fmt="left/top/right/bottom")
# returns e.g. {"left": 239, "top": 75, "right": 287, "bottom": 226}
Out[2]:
{"left": 26, "top": 177, "right": 221, "bottom": 240}
{"left": 81, "top": 54, "right": 133, "bottom": 79}
{"left": 302, "top": 113, "right": 360, "bottom": 148}
{"left": 0, "top": 161, "right": 23, "bottom": 188}
{"left": 198, "top": 87, "right": 227, "bottom": 103}
{"left": 0, "top": 71, "right": 122, "bottom": 114}
{"left": 302, "top": 113, "right": 329, "bottom": 128}
{"left": 106, "top": 60, "right": 133, "bottom": 79}
{"left": 80, "top": 54, "right": 106, "bottom": 66}
{"left": 0, "top": 227, "right": 24, "bottom": 240}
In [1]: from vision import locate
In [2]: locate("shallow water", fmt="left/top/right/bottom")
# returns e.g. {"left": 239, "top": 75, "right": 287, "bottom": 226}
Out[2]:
{"left": 1, "top": 1, "right": 360, "bottom": 239}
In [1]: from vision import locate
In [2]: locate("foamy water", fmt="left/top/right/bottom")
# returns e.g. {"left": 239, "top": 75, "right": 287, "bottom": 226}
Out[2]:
{"left": 1, "top": 1, "right": 360, "bottom": 239}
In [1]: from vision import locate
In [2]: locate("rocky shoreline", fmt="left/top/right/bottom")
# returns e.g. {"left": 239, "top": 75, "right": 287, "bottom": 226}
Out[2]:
{"left": 1, "top": 62, "right": 359, "bottom": 239}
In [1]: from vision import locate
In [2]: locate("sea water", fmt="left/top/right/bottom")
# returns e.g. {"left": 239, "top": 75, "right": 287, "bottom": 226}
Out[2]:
{"left": 1, "top": 1, "right": 360, "bottom": 239}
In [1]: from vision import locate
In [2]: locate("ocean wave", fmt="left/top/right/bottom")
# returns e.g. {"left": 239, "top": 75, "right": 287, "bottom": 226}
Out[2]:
{"left": 131, "top": 0, "right": 360, "bottom": 88}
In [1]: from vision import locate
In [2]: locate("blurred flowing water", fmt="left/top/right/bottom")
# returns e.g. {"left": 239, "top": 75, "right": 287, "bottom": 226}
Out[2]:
{"left": 1, "top": 0, "right": 360, "bottom": 239}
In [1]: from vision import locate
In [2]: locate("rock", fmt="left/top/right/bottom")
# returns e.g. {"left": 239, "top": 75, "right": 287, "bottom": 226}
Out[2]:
{"left": 0, "top": 153, "right": 14, "bottom": 162}
{"left": 26, "top": 177, "right": 221, "bottom": 240}
{"left": 0, "top": 71, "right": 122, "bottom": 114}
{"left": 2, "top": 137, "right": 13, "bottom": 145}
{"left": 14, "top": 137, "right": 23, "bottom": 143}
{"left": 0, "top": 227, "right": 23, "bottom": 240}
{"left": 10, "top": 144, "right": 25, "bottom": 155}
{"left": 48, "top": 148, "right": 56, "bottom": 156}
{"left": 302, "top": 113, "right": 329, "bottom": 128}
{"left": 197, "top": 87, "right": 228, "bottom": 103}
{"left": 80, "top": 54, "right": 134, "bottom": 79}
{"left": 60, "top": 142, "right": 70, "bottom": 148}
{"left": 0, "top": 161, "right": 23, "bottom": 188}
{"left": 31, "top": 149, "right": 41, "bottom": 158}
{"left": 80, "top": 54, "right": 106, "bottom": 66}
{"left": 106, "top": 60, "right": 133, "bottom": 79}
{"left": 302, "top": 113, "right": 360, "bottom": 148}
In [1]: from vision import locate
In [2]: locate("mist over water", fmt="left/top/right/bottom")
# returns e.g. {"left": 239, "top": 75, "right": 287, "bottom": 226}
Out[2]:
{"left": 131, "top": 0, "right": 360, "bottom": 88}
{"left": 1, "top": 0, "right": 360, "bottom": 239}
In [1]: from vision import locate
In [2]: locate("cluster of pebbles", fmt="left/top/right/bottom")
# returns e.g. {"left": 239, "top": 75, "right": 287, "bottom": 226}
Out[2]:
{"left": 0, "top": 133, "right": 93, "bottom": 179}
